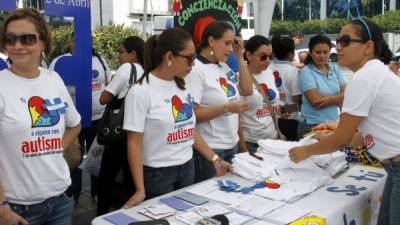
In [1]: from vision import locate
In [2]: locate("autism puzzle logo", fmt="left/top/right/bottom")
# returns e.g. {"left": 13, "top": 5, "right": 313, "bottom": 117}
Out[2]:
{"left": 259, "top": 83, "right": 277, "bottom": 101}
{"left": 219, "top": 77, "right": 236, "bottom": 97}
{"left": 171, "top": 95, "right": 193, "bottom": 123}
{"left": 28, "top": 96, "right": 68, "bottom": 128}
{"left": 273, "top": 71, "right": 283, "bottom": 88}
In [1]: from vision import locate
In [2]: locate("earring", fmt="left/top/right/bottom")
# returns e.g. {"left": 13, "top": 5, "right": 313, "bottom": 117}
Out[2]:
{"left": 210, "top": 50, "right": 214, "bottom": 56}
{"left": 41, "top": 51, "right": 46, "bottom": 58}
{"left": 168, "top": 61, "right": 172, "bottom": 67}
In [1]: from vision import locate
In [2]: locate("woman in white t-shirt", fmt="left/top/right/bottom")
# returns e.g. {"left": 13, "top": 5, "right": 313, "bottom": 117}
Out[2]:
{"left": 239, "top": 35, "right": 279, "bottom": 154}
{"left": 269, "top": 35, "right": 301, "bottom": 141}
{"left": 122, "top": 28, "right": 230, "bottom": 207}
{"left": 185, "top": 21, "right": 253, "bottom": 183}
{"left": 0, "top": 8, "right": 81, "bottom": 225}
{"left": 289, "top": 19, "right": 400, "bottom": 225}
{"left": 97, "top": 36, "right": 145, "bottom": 215}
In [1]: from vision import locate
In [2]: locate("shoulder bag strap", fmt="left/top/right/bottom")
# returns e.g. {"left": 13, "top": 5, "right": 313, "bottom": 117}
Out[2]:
{"left": 251, "top": 75, "right": 285, "bottom": 139}
{"left": 123, "top": 63, "right": 137, "bottom": 99}
{"left": 95, "top": 54, "right": 109, "bottom": 85}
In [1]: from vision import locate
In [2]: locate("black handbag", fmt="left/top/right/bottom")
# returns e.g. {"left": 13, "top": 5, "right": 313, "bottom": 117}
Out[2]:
{"left": 97, "top": 63, "right": 137, "bottom": 146}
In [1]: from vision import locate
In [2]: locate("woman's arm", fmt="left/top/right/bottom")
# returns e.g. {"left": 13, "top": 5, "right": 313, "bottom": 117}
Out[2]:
{"left": 62, "top": 124, "right": 81, "bottom": 149}
{"left": 0, "top": 183, "right": 28, "bottom": 225}
{"left": 289, "top": 113, "right": 363, "bottom": 162}
{"left": 193, "top": 132, "right": 230, "bottom": 176}
{"left": 194, "top": 101, "right": 249, "bottom": 123}
{"left": 303, "top": 84, "right": 345, "bottom": 109}
{"left": 99, "top": 91, "right": 114, "bottom": 105}
{"left": 123, "top": 131, "right": 145, "bottom": 208}
{"left": 234, "top": 37, "right": 253, "bottom": 96}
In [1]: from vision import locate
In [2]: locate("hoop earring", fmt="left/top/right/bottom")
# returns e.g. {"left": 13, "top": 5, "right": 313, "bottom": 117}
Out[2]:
{"left": 168, "top": 61, "right": 172, "bottom": 67}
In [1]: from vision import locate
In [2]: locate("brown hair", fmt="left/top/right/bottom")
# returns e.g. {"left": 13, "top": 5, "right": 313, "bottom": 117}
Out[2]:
{"left": 0, "top": 8, "right": 52, "bottom": 54}
{"left": 139, "top": 27, "right": 192, "bottom": 90}
{"left": 197, "top": 21, "right": 233, "bottom": 53}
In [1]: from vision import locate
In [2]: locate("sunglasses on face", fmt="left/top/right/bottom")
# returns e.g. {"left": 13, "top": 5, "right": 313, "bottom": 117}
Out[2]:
{"left": 3, "top": 33, "right": 39, "bottom": 46}
{"left": 259, "top": 54, "right": 273, "bottom": 61}
{"left": 175, "top": 53, "right": 196, "bottom": 65}
{"left": 336, "top": 35, "right": 365, "bottom": 47}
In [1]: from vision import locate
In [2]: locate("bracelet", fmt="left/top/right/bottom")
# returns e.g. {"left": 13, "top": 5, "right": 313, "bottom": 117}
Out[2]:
{"left": 0, "top": 199, "right": 9, "bottom": 206}
{"left": 212, "top": 154, "right": 221, "bottom": 167}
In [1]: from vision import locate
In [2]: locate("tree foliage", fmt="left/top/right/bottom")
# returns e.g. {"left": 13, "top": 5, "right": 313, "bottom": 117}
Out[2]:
{"left": 48, "top": 22, "right": 140, "bottom": 70}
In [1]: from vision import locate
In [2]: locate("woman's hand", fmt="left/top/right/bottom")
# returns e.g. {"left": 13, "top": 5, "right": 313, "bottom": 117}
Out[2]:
{"left": 312, "top": 122, "right": 338, "bottom": 132}
{"left": 0, "top": 205, "right": 28, "bottom": 225}
{"left": 213, "top": 160, "right": 231, "bottom": 176}
{"left": 289, "top": 145, "right": 312, "bottom": 163}
{"left": 123, "top": 191, "right": 146, "bottom": 209}
{"left": 225, "top": 100, "right": 249, "bottom": 114}
{"left": 233, "top": 36, "right": 245, "bottom": 59}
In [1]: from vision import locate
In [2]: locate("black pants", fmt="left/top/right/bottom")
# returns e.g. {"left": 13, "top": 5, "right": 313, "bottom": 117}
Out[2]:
{"left": 66, "top": 119, "right": 101, "bottom": 201}
{"left": 97, "top": 142, "right": 134, "bottom": 216}
{"left": 278, "top": 118, "right": 299, "bottom": 141}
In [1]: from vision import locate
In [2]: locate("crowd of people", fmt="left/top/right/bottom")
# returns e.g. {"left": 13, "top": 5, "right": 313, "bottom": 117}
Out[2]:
{"left": 1, "top": 7, "right": 400, "bottom": 225}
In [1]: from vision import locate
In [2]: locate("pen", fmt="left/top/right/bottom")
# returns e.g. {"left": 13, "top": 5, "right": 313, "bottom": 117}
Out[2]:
{"left": 274, "top": 169, "right": 280, "bottom": 176}
{"left": 250, "top": 152, "right": 263, "bottom": 161}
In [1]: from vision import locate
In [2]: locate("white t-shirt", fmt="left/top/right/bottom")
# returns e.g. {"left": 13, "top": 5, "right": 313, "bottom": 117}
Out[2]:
{"left": 105, "top": 63, "right": 144, "bottom": 99}
{"left": 0, "top": 68, "right": 81, "bottom": 205}
{"left": 123, "top": 73, "right": 195, "bottom": 167}
{"left": 49, "top": 53, "right": 112, "bottom": 121}
{"left": 185, "top": 57, "right": 240, "bottom": 149}
{"left": 240, "top": 68, "right": 280, "bottom": 143}
{"left": 342, "top": 59, "right": 400, "bottom": 161}
{"left": 269, "top": 59, "right": 301, "bottom": 119}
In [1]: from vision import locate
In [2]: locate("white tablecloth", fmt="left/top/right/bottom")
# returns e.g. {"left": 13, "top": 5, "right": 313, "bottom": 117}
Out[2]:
{"left": 92, "top": 164, "right": 386, "bottom": 225}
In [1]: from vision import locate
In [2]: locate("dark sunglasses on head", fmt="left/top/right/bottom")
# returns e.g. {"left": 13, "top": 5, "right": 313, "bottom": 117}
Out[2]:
{"left": 4, "top": 33, "right": 39, "bottom": 46}
{"left": 175, "top": 53, "right": 196, "bottom": 65}
{"left": 259, "top": 54, "right": 273, "bottom": 61}
{"left": 336, "top": 35, "right": 365, "bottom": 47}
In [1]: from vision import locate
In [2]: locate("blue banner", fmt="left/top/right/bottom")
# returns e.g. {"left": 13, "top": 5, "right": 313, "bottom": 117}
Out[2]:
{"left": 0, "top": 0, "right": 15, "bottom": 70}
{"left": 45, "top": 0, "right": 92, "bottom": 127}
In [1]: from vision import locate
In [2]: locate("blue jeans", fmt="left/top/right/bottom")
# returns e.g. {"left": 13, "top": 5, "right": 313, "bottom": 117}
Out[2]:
{"left": 377, "top": 161, "right": 400, "bottom": 225}
{"left": 245, "top": 142, "right": 259, "bottom": 154}
{"left": 194, "top": 145, "right": 238, "bottom": 183}
{"left": 9, "top": 193, "right": 74, "bottom": 225}
{"left": 143, "top": 158, "right": 194, "bottom": 200}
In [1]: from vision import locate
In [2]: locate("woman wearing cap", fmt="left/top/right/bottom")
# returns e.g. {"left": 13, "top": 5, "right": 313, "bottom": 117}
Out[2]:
{"left": 289, "top": 18, "right": 400, "bottom": 225}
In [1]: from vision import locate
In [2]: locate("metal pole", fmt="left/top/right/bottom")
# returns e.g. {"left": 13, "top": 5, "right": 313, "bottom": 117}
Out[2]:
{"left": 99, "top": 0, "right": 103, "bottom": 26}
{"left": 142, "top": 0, "right": 148, "bottom": 39}
{"left": 382, "top": 0, "right": 385, "bottom": 15}
{"left": 309, "top": 0, "right": 312, "bottom": 21}
{"left": 281, "top": 0, "right": 284, "bottom": 21}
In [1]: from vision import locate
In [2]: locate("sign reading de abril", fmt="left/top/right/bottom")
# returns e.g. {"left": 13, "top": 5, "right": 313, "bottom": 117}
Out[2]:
{"left": 174, "top": 0, "right": 241, "bottom": 36}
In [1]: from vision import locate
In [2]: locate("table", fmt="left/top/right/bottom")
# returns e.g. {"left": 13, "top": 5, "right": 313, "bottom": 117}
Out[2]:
{"left": 92, "top": 164, "right": 386, "bottom": 225}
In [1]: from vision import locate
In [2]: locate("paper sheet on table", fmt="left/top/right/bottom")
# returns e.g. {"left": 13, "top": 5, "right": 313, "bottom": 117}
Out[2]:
{"left": 175, "top": 211, "right": 203, "bottom": 225}
{"left": 205, "top": 188, "right": 253, "bottom": 205}
{"left": 262, "top": 203, "right": 311, "bottom": 224}
{"left": 228, "top": 195, "right": 285, "bottom": 218}
{"left": 187, "top": 180, "right": 219, "bottom": 196}
{"left": 226, "top": 212, "right": 253, "bottom": 225}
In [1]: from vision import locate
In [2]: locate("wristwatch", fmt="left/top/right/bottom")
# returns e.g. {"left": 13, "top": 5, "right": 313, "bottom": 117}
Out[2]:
{"left": 0, "top": 199, "right": 9, "bottom": 206}
{"left": 212, "top": 154, "right": 221, "bottom": 167}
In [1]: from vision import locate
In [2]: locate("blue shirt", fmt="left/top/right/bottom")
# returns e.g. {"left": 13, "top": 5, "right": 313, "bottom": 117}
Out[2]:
{"left": 299, "top": 63, "right": 346, "bottom": 124}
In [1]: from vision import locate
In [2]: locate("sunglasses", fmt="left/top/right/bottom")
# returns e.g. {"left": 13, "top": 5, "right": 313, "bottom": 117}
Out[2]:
{"left": 175, "top": 53, "right": 195, "bottom": 65}
{"left": 259, "top": 54, "right": 273, "bottom": 61}
{"left": 336, "top": 35, "right": 365, "bottom": 47}
{"left": 4, "top": 33, "right": 39, "bottom": 46}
